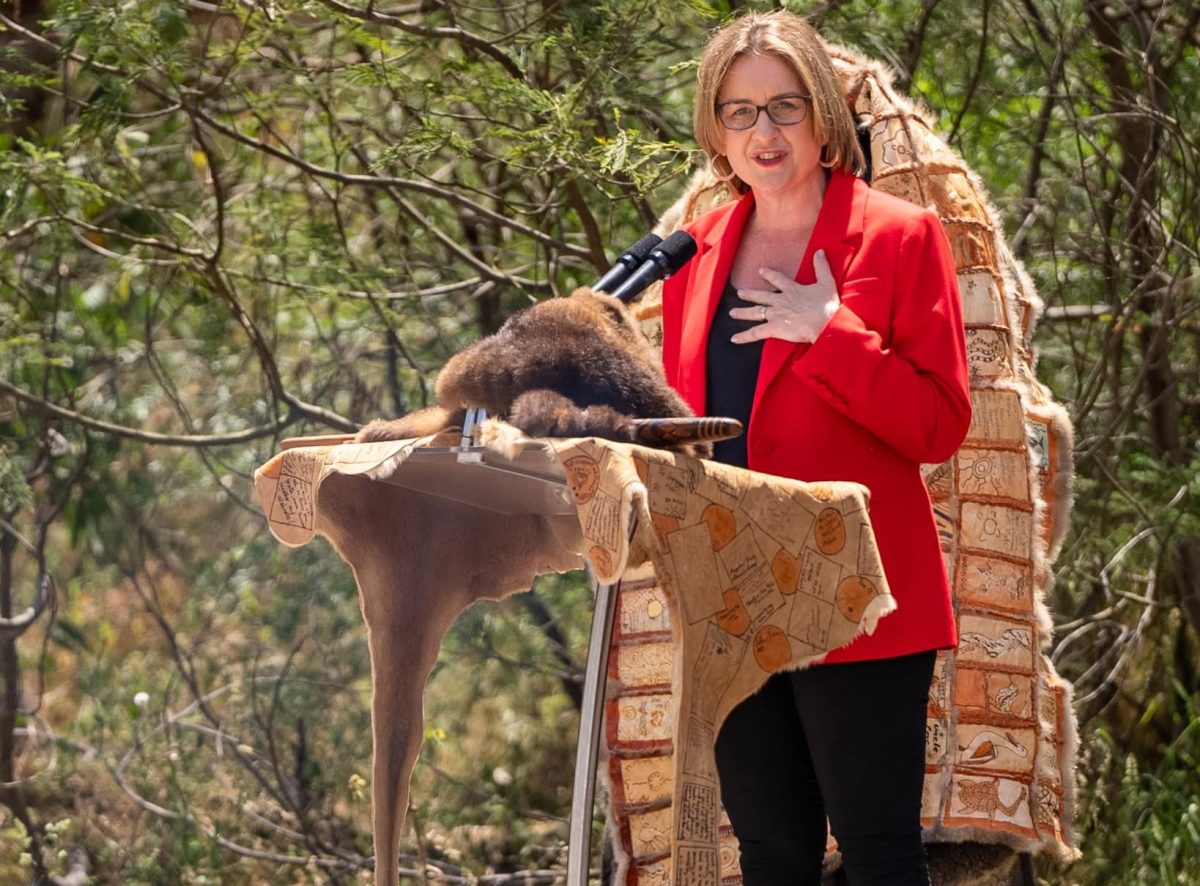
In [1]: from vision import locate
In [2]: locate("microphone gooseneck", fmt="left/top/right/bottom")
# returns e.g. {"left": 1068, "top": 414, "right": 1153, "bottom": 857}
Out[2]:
{"left": 608, "top": 230, "right": 698, "bottom": 304}
{"left": 592, "top": 233, "right": 663, "bottom": 294}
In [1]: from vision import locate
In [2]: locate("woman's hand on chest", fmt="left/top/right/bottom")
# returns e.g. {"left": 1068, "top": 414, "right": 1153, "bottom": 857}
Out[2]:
{"left": 727, "top": 249, "right": 840, "bottom": 344}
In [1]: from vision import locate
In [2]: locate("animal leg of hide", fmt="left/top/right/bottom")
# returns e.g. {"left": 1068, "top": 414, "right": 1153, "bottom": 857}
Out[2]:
{"left": 356, "top": 406, "right": 465, "bottom": 443}
{"left": 313, "top": 473, "right": 582, "bottom": 885}
{"left": 365, "top": 607, "right": 444, "bottom": 886}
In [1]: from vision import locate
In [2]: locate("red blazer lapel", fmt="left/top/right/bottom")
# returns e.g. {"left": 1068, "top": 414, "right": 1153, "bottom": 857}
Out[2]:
{"left": 676, "top": 191, "right": 755, "bottom": 414}
{"left": 751, "top": 171, "right": 867, "bottom": 416}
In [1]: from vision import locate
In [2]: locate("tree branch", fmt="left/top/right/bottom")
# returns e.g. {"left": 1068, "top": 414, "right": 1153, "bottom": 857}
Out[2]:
{"left": 947, "top": 0, "right": 990, "bottom": 145}
{"left": 0, "top": 378, "right": 299, "bottom": 446}
{"left": 314, "top": 0, "right": 525, "bottom": 80}
{"left": 0, "top": 570, "right": 49, "bottom": 643}
{"left": 183, "top": 100, "right": 590, "bottom": 259}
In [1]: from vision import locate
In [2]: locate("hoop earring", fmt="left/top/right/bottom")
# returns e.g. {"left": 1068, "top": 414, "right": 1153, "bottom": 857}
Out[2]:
{"left": 710, "top": 154, "right": 737, "bottom": 183}
{"left": 818, "top": 144, "right": 836, "bottom": 169}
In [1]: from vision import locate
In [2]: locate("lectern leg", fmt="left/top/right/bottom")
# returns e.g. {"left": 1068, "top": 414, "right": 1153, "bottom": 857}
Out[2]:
{"left": 567, "top": 571, "right": 620, "bottom": 885}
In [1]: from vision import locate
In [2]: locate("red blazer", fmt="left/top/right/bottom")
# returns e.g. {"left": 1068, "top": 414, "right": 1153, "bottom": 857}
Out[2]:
{"left": 661, "top": 170, "right": 971, "bottom": 663}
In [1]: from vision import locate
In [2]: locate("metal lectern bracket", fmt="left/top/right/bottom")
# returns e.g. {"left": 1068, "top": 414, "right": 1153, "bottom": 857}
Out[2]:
{"left": 458, "top": 406, "right": 488, "bottom": 462}
{"left": 567, "top": 516, "right": 640, "bottom": 886}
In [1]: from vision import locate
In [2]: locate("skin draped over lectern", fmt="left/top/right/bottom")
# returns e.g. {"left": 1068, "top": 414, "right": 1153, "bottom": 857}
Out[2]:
{"left": 254, "top": 427, "right": 894, "bottom": 886}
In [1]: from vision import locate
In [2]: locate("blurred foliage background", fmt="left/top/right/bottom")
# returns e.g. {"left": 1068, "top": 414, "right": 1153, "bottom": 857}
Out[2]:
{"left": 1, "top": 0, "right": 1197, "bottom": 883}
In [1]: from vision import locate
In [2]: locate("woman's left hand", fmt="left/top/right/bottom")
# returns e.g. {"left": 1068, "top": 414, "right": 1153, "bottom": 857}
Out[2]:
{"left": 729, "top": 249, "right": 841, "bottom": 344}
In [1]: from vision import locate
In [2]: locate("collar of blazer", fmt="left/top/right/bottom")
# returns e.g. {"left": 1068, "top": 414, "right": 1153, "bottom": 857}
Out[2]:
{"left": 677, "top": 169, "right": 868, "bottom": 418}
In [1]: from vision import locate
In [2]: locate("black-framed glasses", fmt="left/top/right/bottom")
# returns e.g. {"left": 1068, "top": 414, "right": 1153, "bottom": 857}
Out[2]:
{"left": 716, "top": 94, "right": 812, "bottom": 130}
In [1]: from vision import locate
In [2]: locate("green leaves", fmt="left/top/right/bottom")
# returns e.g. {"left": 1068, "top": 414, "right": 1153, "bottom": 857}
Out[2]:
{"left": 0, "top": 446, "right": 32, "bottom": 514}
{"left": 1079, "top": 688, "right": 1200, "bottom": 883}
{"left": 593, "top": 113, "right": 694, "bottom": 195}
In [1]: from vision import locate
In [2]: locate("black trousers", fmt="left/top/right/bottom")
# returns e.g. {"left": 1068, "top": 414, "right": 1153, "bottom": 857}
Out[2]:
{"left": 714, "top": 650, "right": 936, "bottom": 886}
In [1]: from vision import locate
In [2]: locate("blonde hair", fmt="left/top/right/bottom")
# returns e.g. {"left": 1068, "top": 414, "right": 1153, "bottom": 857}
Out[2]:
{"left": 694, "top": 10, "right": 864, "bottom": 194}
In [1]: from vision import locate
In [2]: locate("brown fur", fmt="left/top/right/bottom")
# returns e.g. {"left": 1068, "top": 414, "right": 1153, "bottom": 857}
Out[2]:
{"left": 357, "top": 288, "right": 708, "bottom": 455}
{"left": 822, "top": 843, "right": 1032, "bottom": 886}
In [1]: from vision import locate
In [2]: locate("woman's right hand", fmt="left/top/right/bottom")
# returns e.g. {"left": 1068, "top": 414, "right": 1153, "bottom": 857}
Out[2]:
{"left": 728, "top": 250, "right": 840, "bottom": 344}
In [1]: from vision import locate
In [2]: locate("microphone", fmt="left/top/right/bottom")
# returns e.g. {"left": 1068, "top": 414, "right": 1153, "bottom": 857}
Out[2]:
{"left": 608, "top": 231, "right": 698, "bottom": 304}
{"left": 592, "top": 233, "right": 663, "bottom": 294}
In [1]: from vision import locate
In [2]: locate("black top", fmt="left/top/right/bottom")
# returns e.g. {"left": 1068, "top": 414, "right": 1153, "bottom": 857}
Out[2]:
{"left": 705, "top": 277, "right": 765, "bottom": 469}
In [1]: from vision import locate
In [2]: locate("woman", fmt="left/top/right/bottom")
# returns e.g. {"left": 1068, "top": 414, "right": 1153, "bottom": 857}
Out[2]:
{"left": 659, "top": 11, "right": 971, "bottom": 885}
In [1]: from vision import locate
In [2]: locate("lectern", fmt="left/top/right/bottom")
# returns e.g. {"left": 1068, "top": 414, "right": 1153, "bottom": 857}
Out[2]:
{"left": 256, "top": 418, "right": 892, "bottom": 884}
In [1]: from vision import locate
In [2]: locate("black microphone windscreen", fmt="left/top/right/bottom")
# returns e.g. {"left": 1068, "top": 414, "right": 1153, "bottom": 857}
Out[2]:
{"left": 628, "top": 232, "right": 665, "bottom": 261}
{"left": 592, "top": 232, "right": 663, "bottom": 293}
{"left": 608, "top": 230, "right": 698, "bottom": 303}
{"left": 654, "top": 230, "right": 699, "bottom": 273}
